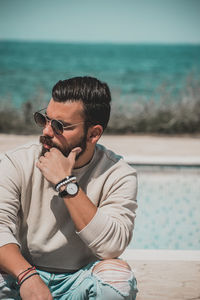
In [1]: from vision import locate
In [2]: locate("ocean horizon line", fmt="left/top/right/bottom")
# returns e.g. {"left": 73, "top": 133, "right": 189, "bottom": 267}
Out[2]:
{"left": 1, "top": 39, "right": 200, "bottom": 47}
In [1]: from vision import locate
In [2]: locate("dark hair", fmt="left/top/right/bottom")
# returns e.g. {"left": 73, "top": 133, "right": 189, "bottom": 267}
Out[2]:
{"left": 52, "top": 76, "right": 111, "bottom": 131}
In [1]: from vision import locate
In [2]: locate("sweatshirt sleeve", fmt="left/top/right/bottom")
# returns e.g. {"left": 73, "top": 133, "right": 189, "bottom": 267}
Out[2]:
{"left": 0, "top": 155, "right": 21, "bottom": 248}
{"left": 77, "top": 166, "right": 138, "bottom": 259}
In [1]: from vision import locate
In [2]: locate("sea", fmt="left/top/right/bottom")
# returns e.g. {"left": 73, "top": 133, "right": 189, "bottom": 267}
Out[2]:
{"left": 0, "top": 41, "right": 200, "bottom": 108}
{"left": 1, "top": 41, "right": 200, "bottom": 251}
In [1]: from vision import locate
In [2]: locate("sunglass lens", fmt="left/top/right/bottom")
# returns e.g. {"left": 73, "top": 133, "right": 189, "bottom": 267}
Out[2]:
{"left": 34, "top": 112, "right": 46, "bottom": 127}
{"left": 51, "top": 120, "right": 63, "bottom": 135}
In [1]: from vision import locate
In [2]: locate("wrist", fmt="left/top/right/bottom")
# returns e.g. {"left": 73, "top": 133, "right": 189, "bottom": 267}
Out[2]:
{"left": 19, "top": 272, "right": 40, "bottom": 289}
{"left": 54, "top": 172, "right": 72, "bottom": 185}
{"left": 17, "top": 266, "right": 37, "bottom": 285}
{"left": 55, "top": 175, "right": 76, "bottom": 192}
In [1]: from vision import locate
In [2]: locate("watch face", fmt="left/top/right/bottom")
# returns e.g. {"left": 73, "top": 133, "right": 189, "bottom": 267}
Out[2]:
{"left": 66, "top": 182, "right": 78, "bottom": 195}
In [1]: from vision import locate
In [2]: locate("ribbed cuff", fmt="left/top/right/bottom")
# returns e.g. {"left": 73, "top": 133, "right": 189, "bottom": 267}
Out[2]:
{"left": 77, "top": 209, "right": 111, "bottom": 246}
{"left": 0, "top": 232, "right": 20, "bottom": 248}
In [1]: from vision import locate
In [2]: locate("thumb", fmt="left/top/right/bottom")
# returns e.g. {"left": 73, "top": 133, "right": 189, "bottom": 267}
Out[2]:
{"left": 68, "top": 147, "right": 82, "bottom": 161}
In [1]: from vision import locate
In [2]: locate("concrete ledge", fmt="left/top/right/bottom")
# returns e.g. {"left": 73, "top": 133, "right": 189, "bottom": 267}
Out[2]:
{"left": 128, "top": 260, "right": 200, "bottom": 300}
{"left": 1, "top": 153, "right": 200, "bottom": 167}
{"left": 124, "top": 155, "right": 200, "bottom": 166}
{"left": 122, "top": 250, "right": 200, "bottom": 300}
{"left": 0, "top": 154, "right": 4, "bottom": 161}
{"left": 120, "top": 249, "right": 200, "bottom": 261}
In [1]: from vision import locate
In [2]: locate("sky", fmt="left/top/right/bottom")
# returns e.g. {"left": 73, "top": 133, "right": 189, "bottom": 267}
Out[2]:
{"left": 0, "top": 0, "right": 200, "bottom": 44}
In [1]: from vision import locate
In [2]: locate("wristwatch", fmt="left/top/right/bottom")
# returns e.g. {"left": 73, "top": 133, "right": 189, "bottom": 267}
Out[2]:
{"left": 59, "top": 181, "right": 79, "bottom": 198}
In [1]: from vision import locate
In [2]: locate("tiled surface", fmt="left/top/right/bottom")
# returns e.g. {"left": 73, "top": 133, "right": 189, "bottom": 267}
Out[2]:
{"left": 129, "top": 168, "right": 200, "bottom": 250}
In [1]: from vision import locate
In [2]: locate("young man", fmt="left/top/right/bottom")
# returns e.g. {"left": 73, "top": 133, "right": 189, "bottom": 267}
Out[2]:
{"left": 0, "top": 76, "right": 138, "bottom": 299}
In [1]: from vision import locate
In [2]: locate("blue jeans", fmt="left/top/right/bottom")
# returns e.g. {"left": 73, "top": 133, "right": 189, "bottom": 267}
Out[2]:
{"left": 0, "top": 260, "right": 138, "bottom": 299}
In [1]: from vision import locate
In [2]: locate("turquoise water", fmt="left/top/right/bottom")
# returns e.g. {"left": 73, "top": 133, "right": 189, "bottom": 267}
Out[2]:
{"left": 0, "top": 41, "right": 200, "bottom": 107}
{"left": 129, "top": 166, "right": 200, "bottom": 250}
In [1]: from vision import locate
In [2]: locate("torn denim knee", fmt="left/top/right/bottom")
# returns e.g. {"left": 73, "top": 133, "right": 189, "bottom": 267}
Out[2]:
{"left": 92, "top": 259, "right": 137, "bottom": 298}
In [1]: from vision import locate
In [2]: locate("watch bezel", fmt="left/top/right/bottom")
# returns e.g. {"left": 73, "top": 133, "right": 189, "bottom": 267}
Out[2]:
{"left": 66, "top": 182, "right": 79, "bottom": 195}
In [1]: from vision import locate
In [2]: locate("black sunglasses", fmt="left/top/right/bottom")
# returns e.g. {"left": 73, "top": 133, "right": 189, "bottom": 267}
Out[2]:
{"left": 33, "top": 108, "right": 84, "bottom": 135}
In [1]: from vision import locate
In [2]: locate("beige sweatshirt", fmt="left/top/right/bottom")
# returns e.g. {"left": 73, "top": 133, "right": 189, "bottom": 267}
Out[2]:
{"left": 0, "top": 142, "right": 137, "bottom": 272}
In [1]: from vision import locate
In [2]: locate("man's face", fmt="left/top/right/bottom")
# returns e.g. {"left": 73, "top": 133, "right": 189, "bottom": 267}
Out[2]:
{"left": 40, "top": 99, "right": 88, "bottom": 158}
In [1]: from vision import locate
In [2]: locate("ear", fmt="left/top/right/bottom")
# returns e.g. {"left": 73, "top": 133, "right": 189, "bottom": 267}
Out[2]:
{"left": 87, "top": 125, "right": 103, "bottom": 144}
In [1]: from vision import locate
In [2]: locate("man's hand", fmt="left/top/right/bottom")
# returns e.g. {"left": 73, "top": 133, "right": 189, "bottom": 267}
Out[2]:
{"left": 20, "top": 274, "right": 53, "bottom": 300}
{"left": 36, "top": 147, "right": 81, "bottom": 185}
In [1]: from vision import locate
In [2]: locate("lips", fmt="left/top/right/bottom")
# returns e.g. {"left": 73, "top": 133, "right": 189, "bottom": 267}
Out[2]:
{"left": 43, "top": 144, "right": 51, "bottom": 150}
{"left": 40, "top": 136, "right": 54, "bottom": 150}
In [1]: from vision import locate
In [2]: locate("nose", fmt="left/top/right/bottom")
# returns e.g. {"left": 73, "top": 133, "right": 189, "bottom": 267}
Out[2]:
{"left": 43, "top": 121, "right": 54, "bottom": 137}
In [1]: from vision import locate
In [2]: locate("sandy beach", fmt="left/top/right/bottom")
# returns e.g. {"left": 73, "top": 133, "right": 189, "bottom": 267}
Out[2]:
{"left": 0, "top": 133, "right": 200, "bottom": 299}
{"left": 1, "top": 133, "right": 200, "bottom": 159}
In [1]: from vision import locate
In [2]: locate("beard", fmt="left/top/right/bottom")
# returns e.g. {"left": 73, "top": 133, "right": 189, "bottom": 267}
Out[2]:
{"left": 39, "top": 133, "right": 87, "bottom": 159}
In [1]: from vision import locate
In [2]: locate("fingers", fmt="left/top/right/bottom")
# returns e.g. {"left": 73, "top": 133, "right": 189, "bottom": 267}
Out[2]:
{"left": 36, "top": 160, "right": 42, "bottom": 170}
{"left": 49, "top": 147, "right": 59, "bottom": 153}
{"left": 36, "top": 147, "right": 82, "bottom": 180}
{"left": 36, "top": 155, "right": 48, "bottom": 170}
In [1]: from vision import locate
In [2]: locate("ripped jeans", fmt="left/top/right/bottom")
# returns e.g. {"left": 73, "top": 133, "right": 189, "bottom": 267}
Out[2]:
{"left": 0, "top": 259, "right": 138, "bottom": 299}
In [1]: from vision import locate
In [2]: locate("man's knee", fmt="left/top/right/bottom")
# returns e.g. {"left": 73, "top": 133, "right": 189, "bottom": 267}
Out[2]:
{"left": 92, "top": 258, "right": 131, "bottom": 274}
{"left": 92, "top": 259, "right": 133, "bottom": 295}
